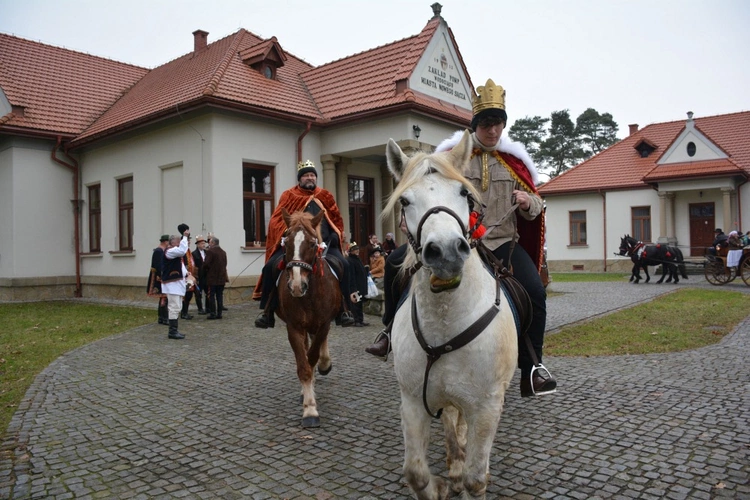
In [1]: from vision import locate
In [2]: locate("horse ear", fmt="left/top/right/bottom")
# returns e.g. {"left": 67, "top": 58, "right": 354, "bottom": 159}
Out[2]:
{"left": 311, "top": 210, "right": 325, "bottom": 229}
{"left": 385, "top": 139, "right": 409, "bottom": 182}
{"left": 447, "top": 130, "right": 473, "bottom": 173}
{"left": 281, "top": 207, "right": 292, "bottom": 228}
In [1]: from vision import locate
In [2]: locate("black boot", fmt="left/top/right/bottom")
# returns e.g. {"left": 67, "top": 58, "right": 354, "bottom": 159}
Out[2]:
{"left": 158, "top": 302, "right": 169, "bottom": 325}
{"left": 336, "top": 310, "right": 355, "bottom": 327}
{"left": 168, "top": 319, "right": 185, "bottom": 340}
{"left": 254, "top": 311, "right": 275, "bottom": 328}
{"left": 180, "top": 299, "right": 193, "bottom": 320}
{"left": 365, "top": 329, "right": 391, "bottom": 360}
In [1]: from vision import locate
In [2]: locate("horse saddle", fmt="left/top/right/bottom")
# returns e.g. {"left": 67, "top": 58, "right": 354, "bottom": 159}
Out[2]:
{"left": 475, "top": 241, "right": 533, "bottom": 336}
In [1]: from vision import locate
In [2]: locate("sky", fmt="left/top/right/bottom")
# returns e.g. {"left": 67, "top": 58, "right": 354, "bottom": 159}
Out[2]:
{"left": 1, "top": 0, "right": 749, "bottom": 138}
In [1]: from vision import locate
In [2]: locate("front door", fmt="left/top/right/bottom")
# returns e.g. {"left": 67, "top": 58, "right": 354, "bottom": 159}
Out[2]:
{"left": 348, "top": 176, "right": 374, "bottom": 251}
{"left": 689, "top": 202, "right": 715, "bottom": 256}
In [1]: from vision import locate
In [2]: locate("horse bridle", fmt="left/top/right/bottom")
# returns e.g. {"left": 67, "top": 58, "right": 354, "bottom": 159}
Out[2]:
{"left": 284, "top": 230, "right": 319, "bottom": 276}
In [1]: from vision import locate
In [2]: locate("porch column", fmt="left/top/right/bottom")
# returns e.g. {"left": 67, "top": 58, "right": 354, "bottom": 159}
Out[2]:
{"left": 721, "top": 187, "right": 733, "bottom": 231}
{"left": 336, "top": 157, "right": 352, "bottom": 244}
{"left": 320, "top": 154, "right": 338, "bottom": 197}
{"left": 666, "top": 192, "right": 676, "bottom": 245}
{"left": 658, "top": 192, "right": 668, "bottom": 243}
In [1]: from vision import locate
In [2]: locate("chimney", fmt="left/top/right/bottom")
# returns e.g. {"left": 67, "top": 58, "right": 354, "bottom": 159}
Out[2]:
{"left": 193, "top": 30, "right": 208, "bottom": 52}
{"left": 628, "top": 124, "right": 639, "bottom": 136}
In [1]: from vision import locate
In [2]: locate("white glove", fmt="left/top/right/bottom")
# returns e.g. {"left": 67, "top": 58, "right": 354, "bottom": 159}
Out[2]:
{"left": 280, "top": 236, "right": 286, "bottom": 247}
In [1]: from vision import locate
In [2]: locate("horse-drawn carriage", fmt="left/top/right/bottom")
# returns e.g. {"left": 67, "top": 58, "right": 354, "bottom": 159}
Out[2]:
{"left": 704, "top": 245, "right": 750, "bottom": 286}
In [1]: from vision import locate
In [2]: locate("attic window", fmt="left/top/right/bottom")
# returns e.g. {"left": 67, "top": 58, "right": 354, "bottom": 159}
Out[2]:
{"left": 262, "top": 65, "right": 274, "bottom": 80}
{"left": 634, "top": 139, "right": 657, "bottom": 158}
{"left": 687, "top": 142, "right": 696, "bottom": 157}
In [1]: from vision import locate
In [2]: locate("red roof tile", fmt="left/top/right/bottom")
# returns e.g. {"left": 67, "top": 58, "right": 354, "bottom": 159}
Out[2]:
{"left": 1, "top": 14, "right": 473, "bottom": 146}
{"left": 539, "top": 111, "right": 750, "bottom": 195}
{"left": 0, "top": 33, "right": 148, "bottom": 136}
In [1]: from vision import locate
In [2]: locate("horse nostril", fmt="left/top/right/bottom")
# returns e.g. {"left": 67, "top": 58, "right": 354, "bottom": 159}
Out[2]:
{"left": 423, "top": 241, "right": 442, "bottom": 262}
{"left": 457, "top": 238, "right": 470, "bottom": 256}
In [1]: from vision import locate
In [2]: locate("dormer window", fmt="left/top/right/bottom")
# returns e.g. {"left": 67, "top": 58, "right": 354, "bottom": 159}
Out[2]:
{"left": 239, "top": 37, "right": 286, "bottom": 81}
{"left": 687, "top": 142, "right": 696, "bottom": 157}
{"left": 634, "top": 138, "right": 657, "bottom": 158}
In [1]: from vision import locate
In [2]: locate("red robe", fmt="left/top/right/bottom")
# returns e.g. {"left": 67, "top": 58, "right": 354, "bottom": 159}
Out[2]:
{"left": 252, "top": 185, "right": 344, "bottom": 300}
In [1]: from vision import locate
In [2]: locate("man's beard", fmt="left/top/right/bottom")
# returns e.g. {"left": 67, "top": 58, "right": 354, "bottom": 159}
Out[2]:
{"left": 301, "top": 181, "right": 316, "bottom": 190}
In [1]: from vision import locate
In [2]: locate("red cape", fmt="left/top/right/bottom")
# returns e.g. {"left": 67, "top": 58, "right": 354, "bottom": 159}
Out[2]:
{"left": 252, "top": 185, "right": 344, "bottom": 299}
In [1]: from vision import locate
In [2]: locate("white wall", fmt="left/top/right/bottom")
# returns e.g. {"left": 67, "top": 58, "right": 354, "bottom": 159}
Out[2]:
{"left": 545, "top": 193, "right": 603, "bottom": 261}
{"left": 0, "top": 143, "right": 14, "bottom": 278}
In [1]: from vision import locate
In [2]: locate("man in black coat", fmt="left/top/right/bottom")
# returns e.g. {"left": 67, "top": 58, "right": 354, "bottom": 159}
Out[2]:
{"left": 347, "top": 242, "right": 369, "bottom": 327}
{"left": 192, "top": 235, "right": 208, "bottom": 314}
{"left": 204, "top": 235, "right": 229, "bottom": 319}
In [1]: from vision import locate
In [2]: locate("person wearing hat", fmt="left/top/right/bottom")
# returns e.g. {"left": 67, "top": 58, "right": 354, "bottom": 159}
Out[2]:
{"left": 147, "top": 234, "right": 170, "bottom": 325}
{"left": 161, "top": 225, "right": 191, "bottom": 339}
{"left": 346, "top": 242, "right": 369, "bottom": 327}
{"left": 368, "top": 245, "right": 385, "bottom": 281}
{"left": 191, "top": 235, "right": 208, "bottom": 315}
{"left": 709, "top": 228, "right": 728, "bottom": 256}
{"left": 178, "top": 225, "right": 198, "bottom": 320}
{"left": 252, "top": 159, "right": 355, "bottom": 328}
{"left": 366, "top": 79, "right": 556, "bottom": 398}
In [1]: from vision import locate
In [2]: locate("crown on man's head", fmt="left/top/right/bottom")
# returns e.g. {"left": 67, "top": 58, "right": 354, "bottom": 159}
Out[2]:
{"left": 297, "top": 159, "right": 316, "bottom": 171}
{"left": 472, "top": 79, "right": 506, "bottom": 115}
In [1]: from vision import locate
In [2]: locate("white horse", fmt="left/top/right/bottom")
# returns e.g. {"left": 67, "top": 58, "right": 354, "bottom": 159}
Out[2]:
{"left": 384, "top": 130, "right": 518, "bottom": 500}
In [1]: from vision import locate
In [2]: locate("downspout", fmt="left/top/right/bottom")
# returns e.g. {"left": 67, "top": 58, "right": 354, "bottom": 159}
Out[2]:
{"left": 51, "top": 136, "right": 82, "bottom": 297}
{"left": 296, "top": 122, "right": 312, "bottom": 163}
{"left": 599, "top": 190, "right": 607, "bottom": 272}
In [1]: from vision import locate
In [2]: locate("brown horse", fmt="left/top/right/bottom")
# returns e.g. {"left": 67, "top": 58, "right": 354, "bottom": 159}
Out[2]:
{"left": 276, "top": 208, "right": 342, "bottom": 428}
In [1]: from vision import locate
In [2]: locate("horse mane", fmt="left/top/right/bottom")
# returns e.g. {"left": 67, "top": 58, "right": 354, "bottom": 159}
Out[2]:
{"left": 382, "top": 150, "right": 482, "bottom": 277}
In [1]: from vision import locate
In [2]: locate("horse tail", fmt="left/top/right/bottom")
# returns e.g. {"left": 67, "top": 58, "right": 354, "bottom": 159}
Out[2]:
{"left": 675, "top": 247, "right": 689, "bottom": 279}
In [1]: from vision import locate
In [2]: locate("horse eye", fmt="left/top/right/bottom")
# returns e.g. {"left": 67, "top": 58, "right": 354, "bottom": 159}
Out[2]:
{"left": 399, "top": 197, "right": 410, "bottom": 207}
{"left": 460, "top": 188, "right": 469, "bottom": 197}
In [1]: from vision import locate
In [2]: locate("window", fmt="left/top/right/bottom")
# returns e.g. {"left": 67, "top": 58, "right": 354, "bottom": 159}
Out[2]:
{"left": 243, "top": 163, "right": 274, "bottom": 246}
{"left": 569, "top": 211, "right": 587, "bottom": 245}
{"left": 118, "top": 177, "right": 133, "bottom": 251}
{"left": 632, "top": 206, "right": 651, "bottom": 242}
{"left": 687, "top": 142, "right": 696, "bottom": 157}
{"left": 88, "top": 184, "right": 101, "bottom": 252}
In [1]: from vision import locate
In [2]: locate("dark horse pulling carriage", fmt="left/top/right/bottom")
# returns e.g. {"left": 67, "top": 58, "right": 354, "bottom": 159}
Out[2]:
{"left": 617, "top": 235, "right": 688, "bottom": 284}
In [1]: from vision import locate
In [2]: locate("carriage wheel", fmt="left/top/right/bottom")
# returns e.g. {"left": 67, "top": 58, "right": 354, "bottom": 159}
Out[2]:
{"left": 704, "top": 258, "right": 733, "bottom": 285}
{"left": 742, "top": 256, "right": 750, "bottom": 286}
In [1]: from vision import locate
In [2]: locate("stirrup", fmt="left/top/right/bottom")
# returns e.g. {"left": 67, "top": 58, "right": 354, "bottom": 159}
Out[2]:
{"left": 529, "top": 363, "right": 557, "bottom": 396}
{"left": 366, "top": 329, "right": 392, "bottom": 362}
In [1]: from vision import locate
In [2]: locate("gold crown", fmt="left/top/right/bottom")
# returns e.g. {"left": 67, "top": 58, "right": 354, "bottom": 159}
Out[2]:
{"left": 472, "top": 79, "right": 506, "bottom": 115}
{"left": 297, "top": 159, "right": 316, "bottom": 170}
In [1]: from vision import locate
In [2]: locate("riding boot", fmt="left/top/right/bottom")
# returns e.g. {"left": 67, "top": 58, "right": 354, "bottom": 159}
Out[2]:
{"left": 180, "top": 297, "right": 193, "bottom": 320}
{"left": 519, "top": 329, "right": 556, "bottom": 397}
{"left": 168, "top": 319, "right": 185, "bottom": 340}
{"left": 365, "top": 328, "right": 391, "bottom": 360}
{"left": 158, "top": 302, "right": 169, "bottom": 325}
{"left": 254, "top": 303, "right": 276, "bottom": 329}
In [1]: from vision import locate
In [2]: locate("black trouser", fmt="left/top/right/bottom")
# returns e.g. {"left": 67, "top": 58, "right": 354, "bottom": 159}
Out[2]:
{"left": 351, "top": 300, "right": 364, "bottom": 323}
{"left": 182, "top": 289, "right": 194, "bottom": 315}
{"left": 382, "top": 244, "right": 409, "bottom": 326}
{"left": 208, "top": 285, "right": 225, "bottom": 316}
{"left": 492, "top": 241, "right": 547, "bottom": 377}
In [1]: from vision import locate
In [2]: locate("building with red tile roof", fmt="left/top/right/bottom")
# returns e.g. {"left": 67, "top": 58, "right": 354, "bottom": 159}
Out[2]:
{"left": 0, "top": 4, "right": 479, "bottom": 302}
{"left": 538, "top": 111, "right": 750, "bottom": 272}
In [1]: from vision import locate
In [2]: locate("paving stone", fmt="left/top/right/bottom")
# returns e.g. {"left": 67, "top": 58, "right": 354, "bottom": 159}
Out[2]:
{"left": 2, "top": 278, "right": 748, "bottom": 498}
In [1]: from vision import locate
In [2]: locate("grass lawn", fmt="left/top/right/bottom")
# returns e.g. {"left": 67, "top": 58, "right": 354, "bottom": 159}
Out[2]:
{"left": 0, "top": 302, "right": 152, "bottom": 434}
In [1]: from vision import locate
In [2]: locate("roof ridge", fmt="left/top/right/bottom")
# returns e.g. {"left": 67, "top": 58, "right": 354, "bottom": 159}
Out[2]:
{"left": 308, "top": 32, "right": 421, "bottom": 71}
{"left": 393, "top": 17, "right": 440, "bottom": 80}
{"left": 0, "top": 32, "right": 147, "bottom": 70}
{"left": 203, "top": 29, "right": 246, "bottom": 97}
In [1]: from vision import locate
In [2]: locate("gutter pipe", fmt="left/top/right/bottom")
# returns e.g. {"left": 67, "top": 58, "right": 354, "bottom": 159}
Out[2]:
{"left": 51, "top": 136, "right": 82, "bottom": 297}
{"left": 296, "top": 122, "right": 312, "bottom": 163}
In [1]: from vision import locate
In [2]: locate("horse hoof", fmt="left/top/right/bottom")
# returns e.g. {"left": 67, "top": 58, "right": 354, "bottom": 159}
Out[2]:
{"left": 318, "top": 363, "right": 332, "bottom": 376}
{"left": 302, "top": 416, "right": 320, "bottom": 428}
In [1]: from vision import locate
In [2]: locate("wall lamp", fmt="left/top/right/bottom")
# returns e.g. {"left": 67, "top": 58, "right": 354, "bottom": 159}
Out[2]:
{"left": 413, "top": 125, "right": 421, "bottom": 139}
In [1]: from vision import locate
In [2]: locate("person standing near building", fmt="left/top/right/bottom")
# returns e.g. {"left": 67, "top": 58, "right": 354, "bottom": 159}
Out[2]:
{"left": 204, "top": 235, "right": 228, "bottom": 320}
{"left": 180, "top": 229, "right": 197, "bottom": 320}
{"left": 162, "top": 225, "right": 191, "bottom": 340}
{"left": 192, "top": 235, "right": 208, "bottom": 315}
{"left": 346, "top": 242, "right": 369, "bottom": 327}
{"left": 147, "top": 234, "right": 170, "bottom": 325}
{"left": 381, "top": 232, "right": 397, "bottom": 256}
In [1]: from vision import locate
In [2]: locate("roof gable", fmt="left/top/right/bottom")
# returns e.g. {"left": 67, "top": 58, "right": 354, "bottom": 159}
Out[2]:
{"left": 657, "top": 112, "right": 728, "bottom": 164}
{"left": 538, "top": 111, "right": 750, "bottom": 196}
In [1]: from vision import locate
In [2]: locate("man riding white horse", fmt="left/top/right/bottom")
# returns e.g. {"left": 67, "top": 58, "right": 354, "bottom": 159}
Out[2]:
{"left": 253, "top": 160, "right": 354, "bottom": 328}
{"left": 366, "top": 79, "right": 556, "bottom": 397}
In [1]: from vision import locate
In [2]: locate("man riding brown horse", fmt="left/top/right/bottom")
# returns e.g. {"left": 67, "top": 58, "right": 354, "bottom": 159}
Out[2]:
{"left": 253, "top": 160, "right": 354, "bottom": 328}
